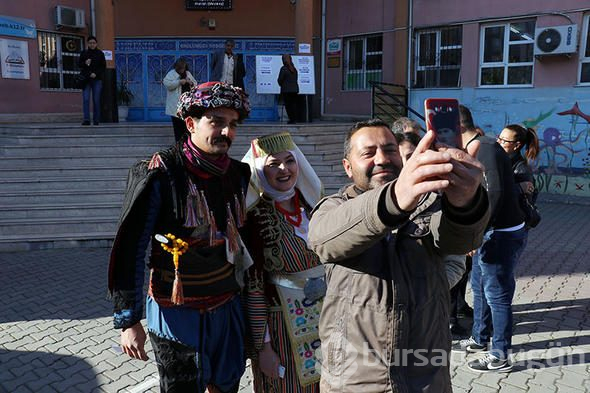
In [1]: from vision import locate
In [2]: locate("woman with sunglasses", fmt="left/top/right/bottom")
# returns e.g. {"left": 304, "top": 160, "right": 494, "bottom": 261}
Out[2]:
{"left": 497, "top": 124, "right": 540, "bottom": 228}
{"left": 497, "top": 125, "right": 539, "bottom": 196}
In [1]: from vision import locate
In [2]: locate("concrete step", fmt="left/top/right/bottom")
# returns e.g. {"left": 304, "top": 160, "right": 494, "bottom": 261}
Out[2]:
{"left": 0, "top": 216, "right": 117, "bottom": 237}
{"left": 0, "top": 144, "right": 172, "bottom": 158}
{"left": 0, "top": 123, "right": 348, "bottom": 136}
{"left": 0, "top": 232, "right": 114, "bottom": 252}
{"left": 0, "top": 166, "right": 130, "bottom": 179}
{"left": 0, "top": 159, "right": 343, "bottom": 176}
{"left": 0, "top": 123, "right": 351, "bottom": 250}
{"left": 0, "top": 177, "right": 126, "bottom": 192}
{"left": 0, "top": 132, "right": 345, "bottom": 150}
{"left": 0, "top": 155, "right": 148, "bottom": 169}
{"left": 0, "top": 159, "right": 344, "bottom": 179}
{"left": 0, "top": 143, "right": 345, "bottom": 162}
{"left": 0, "top": 202, "right": 121, "bottom": 220}
{"left": 0, "top": 189, "right": 123, "bottom": 205}
{"left": 0, "top": 134, "right": 174, "bottom": 147}
{"left": 0, "top": 123, "right": 172, "bottom": 135}
{"left": 0, "top": 123, "right": 349, "bottom": 139}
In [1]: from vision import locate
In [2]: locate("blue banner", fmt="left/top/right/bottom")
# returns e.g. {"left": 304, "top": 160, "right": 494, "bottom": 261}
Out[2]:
{"left": 0, "top": 15, "right": 36, "bottom": 39}
{"left": 117, "top": 38, "right": 293, "bottom": 54}
{"left": 244, "top": 41, "right": 295, "bottom": 53}
{"left": 115, "top": 40, "right": 176, "bottom": 52}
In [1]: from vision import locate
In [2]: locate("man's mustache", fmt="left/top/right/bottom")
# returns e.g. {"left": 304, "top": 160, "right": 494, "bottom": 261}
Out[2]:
{"left": 212, "top": 136, "right": 232, "bottom": 146}
{"left": 368, "top": 164, "right": 397, "bottom": 177}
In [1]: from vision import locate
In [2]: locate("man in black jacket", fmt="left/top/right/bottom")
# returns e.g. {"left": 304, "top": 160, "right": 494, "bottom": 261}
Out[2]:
{"left": 109, "top": 82, "right": 252, "bottom": 392}
{"left": 452, "top": 105, "right": 527, "bottom": 373}
{"left": 78, "top": 36, "right": 106, "bottom": 125}
{"left": 210, "top": 39, "right": 246, "bottom": 90}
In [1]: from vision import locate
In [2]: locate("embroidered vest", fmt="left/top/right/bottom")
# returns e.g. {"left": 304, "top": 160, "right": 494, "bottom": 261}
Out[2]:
{"left": 147, "top": 147, "right": 250, "bottom": 304}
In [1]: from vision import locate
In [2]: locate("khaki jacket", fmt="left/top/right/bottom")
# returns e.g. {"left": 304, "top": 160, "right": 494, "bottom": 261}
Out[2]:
{"left": 308, "top": 182, "right": 489, "bottom": 393}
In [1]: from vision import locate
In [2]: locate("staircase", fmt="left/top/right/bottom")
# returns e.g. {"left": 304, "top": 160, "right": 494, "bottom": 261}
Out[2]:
{"left": 0, "top": 123, "right": 350, "bottom": 251}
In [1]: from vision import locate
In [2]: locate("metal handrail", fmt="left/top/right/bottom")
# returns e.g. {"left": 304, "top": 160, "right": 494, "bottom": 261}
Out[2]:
{"left": 369, "top": 81, "right": 425, "bottom": 121}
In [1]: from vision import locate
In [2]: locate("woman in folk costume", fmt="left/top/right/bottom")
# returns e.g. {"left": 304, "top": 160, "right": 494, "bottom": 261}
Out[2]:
{"left": 242, "top": 132, "right": 324, "bottom": 393}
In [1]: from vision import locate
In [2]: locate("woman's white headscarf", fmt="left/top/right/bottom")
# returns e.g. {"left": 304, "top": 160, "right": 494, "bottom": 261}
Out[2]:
{"left": 242, "top": 132, "right": 323, "bottom": 210}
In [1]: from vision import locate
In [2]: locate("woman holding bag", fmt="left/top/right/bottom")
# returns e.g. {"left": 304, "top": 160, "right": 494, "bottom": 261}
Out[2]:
{"left": 163, "top": 58, "right": 197, "bottom": 141}
{"left": 497, "top": 124, "right": 541, "bottom": 228}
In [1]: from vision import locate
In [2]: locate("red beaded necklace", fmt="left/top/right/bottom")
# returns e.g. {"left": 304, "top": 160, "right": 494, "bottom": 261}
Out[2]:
{"left": 274, "top": 193, "right": 302, "bottom": 227}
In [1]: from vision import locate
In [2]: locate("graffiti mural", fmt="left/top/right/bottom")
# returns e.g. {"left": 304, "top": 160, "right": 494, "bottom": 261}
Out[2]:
{"left": 410, "top": 88, "right": 590, "bottom": 197}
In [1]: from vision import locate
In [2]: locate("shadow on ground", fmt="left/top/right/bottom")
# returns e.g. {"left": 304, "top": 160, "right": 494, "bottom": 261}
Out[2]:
{"left": 0, "top": 349, "right": 98, "bottom": 392}
{"left": 0, "top": 248, "right": 112, "bottom": 323}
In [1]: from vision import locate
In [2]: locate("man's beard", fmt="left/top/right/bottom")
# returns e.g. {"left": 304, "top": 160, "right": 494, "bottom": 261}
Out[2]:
{"left": 367, "top": 164, "right": 400, "bottom": 189}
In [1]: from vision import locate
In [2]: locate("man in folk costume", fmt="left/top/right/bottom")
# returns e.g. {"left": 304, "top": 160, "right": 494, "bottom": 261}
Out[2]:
{"left": 241, "top": 132, "right": 324, "bottom": 392}
{"left": 108, "top": 82, "right": 253, "bottom": 393}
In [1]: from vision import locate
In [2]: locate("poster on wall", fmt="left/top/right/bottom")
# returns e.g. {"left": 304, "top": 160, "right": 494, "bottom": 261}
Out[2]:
{"left": 255, "top": 55, "right": 315, "bottom": 95}
{"left": 327, "top": 39, "right": 341, "bottom": 55}
{"left": 298, "top": 43, "right": 311, "bottom": 54}
{"left": 0, "top": 38, "right": 30, "bottom": 80}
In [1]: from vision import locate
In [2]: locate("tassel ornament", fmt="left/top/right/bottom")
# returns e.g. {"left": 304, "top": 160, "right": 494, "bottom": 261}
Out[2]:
{"left": 184, "top": 180, "right": 200, "bottom": 228}
{"left": 234, "top": 194, "right": 244, "bottom": 228}
{"left": 226, "top": 203, "right": 240, "bottom": 253}
{"left": 200, "top": 190, "right": 210, "bottom": 226}
{"left": 171, "top": 269, "right": 184, "bottom": 305}
{"left": 159, "top": 234, "right": 189, "bottom": 305}
{"left": 148, "top": 153, "right": 166, "bottom": 170}
{"left": 209, "top": 211, "right": 217, "bottom": 246}
{"left": 240, "top": 190, "right": 247, "bottom": 226}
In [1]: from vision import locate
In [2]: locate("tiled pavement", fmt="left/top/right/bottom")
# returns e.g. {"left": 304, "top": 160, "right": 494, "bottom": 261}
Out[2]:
{"left": 0, "top": 201, "right": 588, "bottom": 392}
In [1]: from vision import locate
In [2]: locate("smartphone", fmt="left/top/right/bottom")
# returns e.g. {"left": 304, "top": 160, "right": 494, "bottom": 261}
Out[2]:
{"left": 278, "top": 365, "right": 286, "bottom": 379}
{"left": 424, "top": 98, "right": 461, "bottom": 148}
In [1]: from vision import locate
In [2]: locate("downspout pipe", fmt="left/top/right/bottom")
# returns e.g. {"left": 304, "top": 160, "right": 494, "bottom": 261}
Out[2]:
{"left": 320, "top": 0, "right": 326, "bottom": 117}
{"left": 90, "top": 0, "right": 96, "bottom": 36}
{"left": 406, "top": 0, "right": 413, "bottom": 117}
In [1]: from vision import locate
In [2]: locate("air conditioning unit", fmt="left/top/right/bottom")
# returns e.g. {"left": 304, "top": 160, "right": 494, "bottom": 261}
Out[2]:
{"left": 55, "top": 5, "right": 85, "bottom": 29}
{"left": 534, "top": 24, "right": 578, "bottom": 56}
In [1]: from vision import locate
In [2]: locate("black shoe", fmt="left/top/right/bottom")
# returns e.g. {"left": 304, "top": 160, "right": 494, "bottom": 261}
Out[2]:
{"left": 468, "top": 354, "right": 512, "bottom": 373}
{"left": 450, "top": 323, "right": 468, "bottom": 337}
{"left": 458, "top": 305, "right": 474, "bottom": 318}
{"left": 93, "top": 122, "right": 99, "bottom": 126}
{"left": 451, "top": 336, "right": 488, "bottom": 353}
{"left": 82, "top": 120, "right": 91, "bottom": 126}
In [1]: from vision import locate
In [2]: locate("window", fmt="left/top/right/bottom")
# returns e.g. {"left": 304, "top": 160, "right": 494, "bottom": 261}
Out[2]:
{"left": 414, "top": 26, "right": 462, "bottom": 88}
{"left": 579, "top": 14, "right": 590, "bottom": 84}
{"left": 38, "top": 31, "right": 84, "bottom": 90}
{"left": 343, "top": 35, "right": 382, "bottom": 90}
{"left": 480, "top": 20, "right": 535, "bottom": 86}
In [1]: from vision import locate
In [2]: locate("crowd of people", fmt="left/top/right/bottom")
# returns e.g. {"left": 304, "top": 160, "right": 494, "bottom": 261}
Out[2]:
{"left": 108, "top": 79, "right": 539, "bottom": 392}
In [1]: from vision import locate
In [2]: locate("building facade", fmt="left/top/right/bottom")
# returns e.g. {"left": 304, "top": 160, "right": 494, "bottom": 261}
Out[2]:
{"left": 322, "top": 0, "right": 410, "bottom": 117}
{"left": 409, "top": 1, "right": 590, "bottom": 197}
{"left": 0, "top": 0, "right": 320, "bottom": 122}
{"left": 0, "top": 0, "right": 92, "bottom": 122}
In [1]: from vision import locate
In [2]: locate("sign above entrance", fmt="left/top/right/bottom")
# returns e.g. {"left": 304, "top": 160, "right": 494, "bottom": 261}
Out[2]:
{"left": 0, "top": 15, "right": 36, "bottom": 39}
{"left": 186, "top": 0, "right": 232, "bottom": 10}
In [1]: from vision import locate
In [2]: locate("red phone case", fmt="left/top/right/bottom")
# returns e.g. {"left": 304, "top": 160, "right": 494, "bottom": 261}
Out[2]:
{"left": 424, "top": 98, "right": 461, "bottom": 148}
